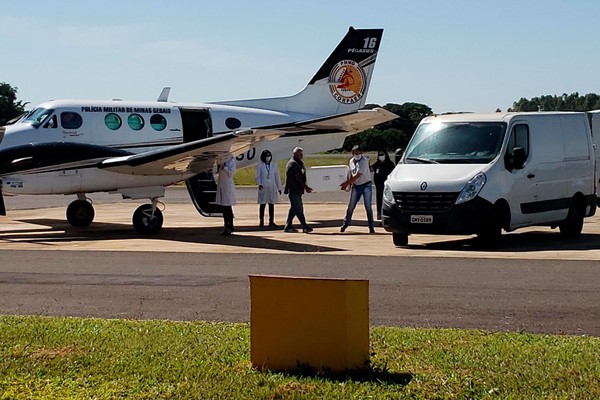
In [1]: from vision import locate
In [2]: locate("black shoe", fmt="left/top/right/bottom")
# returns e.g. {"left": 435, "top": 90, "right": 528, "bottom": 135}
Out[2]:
{"left": 340, "top": 225, "right": 347, "bottom": 232}
{"left": 269, "top": 221, "right": 278, "bottom": 227}
{"left": 284, "top": 227, "right": 298, "bottom": 233}
{"left": 221, "top": 228, "right": 232, "bottom": 236}
{"left": 369, "top": 227, "right": 375, "bottom": 234}
{"left": 303, "top": 227, "right": 313, "bottom": 233}
{"left": 259, "top": 221, "right": 264, "bottom": 227}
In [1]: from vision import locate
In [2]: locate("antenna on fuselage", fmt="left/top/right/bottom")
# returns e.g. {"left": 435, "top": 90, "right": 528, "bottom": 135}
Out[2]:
{"left": 157, "top": 87, "right": 171, "bottom": 102}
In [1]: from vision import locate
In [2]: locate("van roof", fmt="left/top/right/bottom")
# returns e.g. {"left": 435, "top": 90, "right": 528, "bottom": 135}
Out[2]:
{"left": 422, "top": 111, "right": 586, "bottom": 124}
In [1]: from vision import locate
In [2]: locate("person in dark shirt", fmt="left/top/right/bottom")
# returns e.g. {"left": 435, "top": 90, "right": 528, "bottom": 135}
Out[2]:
{"left": 372, "top": 149, "right": 396, "bottom": 220}
{"left": 283, "top": 147, "right": 313, "bottom": 233}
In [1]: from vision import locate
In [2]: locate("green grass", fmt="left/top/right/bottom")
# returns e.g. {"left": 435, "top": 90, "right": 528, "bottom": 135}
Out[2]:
{"left": 1, "top": 316, "right": 598, "bottom": 399}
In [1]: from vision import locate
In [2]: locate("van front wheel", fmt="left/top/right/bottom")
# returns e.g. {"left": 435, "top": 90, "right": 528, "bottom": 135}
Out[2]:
{"left": 559, "top": 204, "right": 584, "bottom": 238}
{"left": 392, "top": 233, "right": 409, "bottom": 246}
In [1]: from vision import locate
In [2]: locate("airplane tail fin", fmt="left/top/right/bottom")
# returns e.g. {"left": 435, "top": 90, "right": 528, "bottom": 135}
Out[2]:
{"left": 214, "top": 27, "right": 384, "bottom": 117}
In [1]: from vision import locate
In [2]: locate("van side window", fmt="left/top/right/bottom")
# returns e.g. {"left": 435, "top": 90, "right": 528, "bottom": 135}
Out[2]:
{"left": 505, "top": 124, "right": 529, "bottom": 170}
{"left": 61, "top": 112, "right": 83, "bottom": 129}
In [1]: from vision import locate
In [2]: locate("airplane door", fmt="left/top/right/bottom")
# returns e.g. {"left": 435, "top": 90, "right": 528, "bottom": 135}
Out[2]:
{"left": 180, "top": 108, "right": 223, "bottom": 217}
{"left": 179, "top": 108, "right": 212, "bottom": 143}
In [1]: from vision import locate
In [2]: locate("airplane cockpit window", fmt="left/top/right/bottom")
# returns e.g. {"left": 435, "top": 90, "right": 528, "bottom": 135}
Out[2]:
{"left": 43, "top": 115, "right": 58, "bottom": 129}
{"left": 105, "top": 113, "right": 122, "bottom": 130}
{"left": 61, "top": 112, "right": 83, "bottom": 129}
{"left": 23, "top": 108, "right": 54, "bottom": 128}
{"left": 128, "top": 114, "right": 144, "bottom": 131}
{"left": 150, "top": 114, "right": 167, "bottom": 131}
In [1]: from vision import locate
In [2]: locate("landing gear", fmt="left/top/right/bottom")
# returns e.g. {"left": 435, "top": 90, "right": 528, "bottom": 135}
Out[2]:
{"left": 132, "top": 198, "right": 164, "bottom": 234}
{"left": 66, "top": 197, "right": 95, "bottom": 227}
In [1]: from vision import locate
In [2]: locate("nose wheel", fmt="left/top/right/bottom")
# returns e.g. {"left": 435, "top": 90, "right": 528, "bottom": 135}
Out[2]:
{"left": 66, "top": 199, "right": 95, "bottom": 227}
{"left": 132, "top": 202, "right": 164, "bottom": 234}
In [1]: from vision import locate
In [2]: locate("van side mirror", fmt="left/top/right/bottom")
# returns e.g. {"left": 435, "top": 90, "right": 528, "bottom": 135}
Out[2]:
{"left": 394, "top": 148, "right": 403, "bottom": 164}
{"left": 505, "top": 146, "right": 527, "bottom": 171}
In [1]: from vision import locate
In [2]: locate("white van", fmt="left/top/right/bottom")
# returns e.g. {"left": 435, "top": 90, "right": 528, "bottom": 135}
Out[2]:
{"left": 382, "top": 112, "right": 598, "bottom": 246}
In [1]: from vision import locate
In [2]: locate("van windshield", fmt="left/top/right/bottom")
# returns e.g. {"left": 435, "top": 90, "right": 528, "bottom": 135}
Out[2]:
{"left": 404, "top": 121, "right": 506, "bottom": 164}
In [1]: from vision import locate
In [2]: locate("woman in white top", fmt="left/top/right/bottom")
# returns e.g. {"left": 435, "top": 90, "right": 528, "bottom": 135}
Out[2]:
{"left": 214, "top": 156, "right": 237, "bottom": 235}
{"left": 255, "top": 149, "right": 282, "bottom": 227}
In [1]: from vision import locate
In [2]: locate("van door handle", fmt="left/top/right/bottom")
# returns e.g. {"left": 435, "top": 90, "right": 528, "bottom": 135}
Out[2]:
{"left": 527, "top": 173, "right": 535, "bottom": 179}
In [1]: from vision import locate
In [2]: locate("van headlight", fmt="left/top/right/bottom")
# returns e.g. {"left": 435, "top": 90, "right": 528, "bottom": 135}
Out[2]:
{"left": 455, "top": 173, "right": 486, "bottom": 205}
{"left": 383, "top": 182, "right": 394, "bottom": 203}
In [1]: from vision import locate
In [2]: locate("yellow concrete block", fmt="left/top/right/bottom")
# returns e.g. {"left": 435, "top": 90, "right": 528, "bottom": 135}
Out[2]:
{"left": 249, "top": 275, "right": 369, "bottom": 371}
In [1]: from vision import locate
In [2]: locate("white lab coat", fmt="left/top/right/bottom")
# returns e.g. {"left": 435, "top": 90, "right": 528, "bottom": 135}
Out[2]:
{"left": 256, "top": 161, "right": 282, "bottom": 204}
{"left": 214, "top": 158, "right": 237, "bottom": 206}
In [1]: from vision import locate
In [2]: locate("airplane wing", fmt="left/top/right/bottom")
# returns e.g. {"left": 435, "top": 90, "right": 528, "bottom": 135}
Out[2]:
{"left": 0, "top": 107, "right": 397, "bottom": 177}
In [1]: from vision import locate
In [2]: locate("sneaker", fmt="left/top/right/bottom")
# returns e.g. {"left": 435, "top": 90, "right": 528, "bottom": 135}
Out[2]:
{"left": 284, "top": 227, "right": 298, "bottom": 233}
{"left": 259, "top": 221, "right": 264, "bottom": 227}
{"left": 369, "top": 227, "right": 375, "bottom": 234}
{"left": 269, "top": 221, "right": 278, "bottom": 227}
{"left": 221, "top": 228, "right": 232, "bottom": 236}
{"left": 340, "top": 225, "right": 347, "bottom": 232}
{"left": 302, "top": 227, "right": 313, "bottom": 233}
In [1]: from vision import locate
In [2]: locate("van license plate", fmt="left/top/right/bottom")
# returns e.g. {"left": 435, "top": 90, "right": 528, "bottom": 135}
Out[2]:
{"left": 410, "top": 215, "right": 433, "bottom": 224}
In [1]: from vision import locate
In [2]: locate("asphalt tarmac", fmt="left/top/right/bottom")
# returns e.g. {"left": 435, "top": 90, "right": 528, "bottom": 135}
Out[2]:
{"left": 1, "top": 187, "right": 599, "bottom": 336}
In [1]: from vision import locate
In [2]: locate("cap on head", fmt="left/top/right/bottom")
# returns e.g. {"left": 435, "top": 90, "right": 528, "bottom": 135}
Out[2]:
{"left": 293, "top": 146, "right": 303, "bottom": 154}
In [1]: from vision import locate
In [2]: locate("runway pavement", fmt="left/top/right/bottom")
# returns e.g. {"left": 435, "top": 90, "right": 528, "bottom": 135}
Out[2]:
{"left": 1, "top": 187, "right": 599, "bottom": 335}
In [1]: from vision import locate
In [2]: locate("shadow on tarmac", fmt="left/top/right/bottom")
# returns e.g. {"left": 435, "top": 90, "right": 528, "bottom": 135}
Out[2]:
{"left": 1, "top": 218, "right": 343, "bottom": 253}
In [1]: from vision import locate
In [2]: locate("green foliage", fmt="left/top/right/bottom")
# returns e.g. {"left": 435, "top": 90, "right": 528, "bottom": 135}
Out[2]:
{"left": 1, "top": 316, "right": 599, "bottom": 399}
{"left": 510, "top": 92, "right": 600, "bottom": 112}
{"left": 343, "top": 102, "right": 433, "bottom": 152}
{"left": 0, "top": 82, "right": 26, "bottom": 125}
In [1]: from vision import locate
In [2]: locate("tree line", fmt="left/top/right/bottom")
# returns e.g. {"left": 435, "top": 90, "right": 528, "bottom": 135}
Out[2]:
{"left": 1, "top": 82, "right": 599, "bottom": 153}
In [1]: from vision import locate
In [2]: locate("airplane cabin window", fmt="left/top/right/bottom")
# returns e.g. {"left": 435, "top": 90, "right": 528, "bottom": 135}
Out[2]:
{"left": 61, "top": 112, "right": 83, "bottom": 129}
{"left": 150, "top": 114, "right": 167, "bottom": 131}
{"left": 128, "top": 114, "right": 145, "bottom": 131}
{"left": 105, "top": 113, "right": 122, "bottom": 130}
{"left": 225, "top": 117, "right": 242, "bottom": 130}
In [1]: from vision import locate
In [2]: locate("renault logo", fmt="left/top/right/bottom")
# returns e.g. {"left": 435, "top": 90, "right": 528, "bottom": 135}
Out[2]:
{"left": 420, "top": 182, "right": 427, "bottom": 191}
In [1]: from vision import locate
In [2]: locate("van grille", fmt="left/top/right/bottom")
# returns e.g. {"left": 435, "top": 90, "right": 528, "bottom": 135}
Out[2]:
{"left": 392, "top": 192, "right": 458, "bottom": 212}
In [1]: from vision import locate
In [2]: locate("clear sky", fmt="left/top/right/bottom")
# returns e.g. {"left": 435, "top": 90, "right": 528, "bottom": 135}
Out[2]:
{"left": 2, "top": 0, "right": 599, "bottom": 114}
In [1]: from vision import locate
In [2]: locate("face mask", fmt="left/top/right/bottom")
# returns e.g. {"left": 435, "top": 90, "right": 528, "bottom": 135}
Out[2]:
{"left": 378, "top": 155, "right": 385, "bottom": 162}
{"left": 266, "top": 156, "right": 272, "bottom": 162}
{"left": 353, "top": 155, "right": 362, "bottom": 161}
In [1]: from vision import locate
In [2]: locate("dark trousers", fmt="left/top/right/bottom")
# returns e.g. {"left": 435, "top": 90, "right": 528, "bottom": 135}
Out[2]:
{"left": 375, "top": 183, "right": 384, "bottom": 218}
{"left": 284, "top": 194, "right": 308, "bottom": 230}
{"left": 222, "top": 206, "right": 234, "bottom": 230}
{"left": 259, "top": 203, "right": 275, "bottom": 224}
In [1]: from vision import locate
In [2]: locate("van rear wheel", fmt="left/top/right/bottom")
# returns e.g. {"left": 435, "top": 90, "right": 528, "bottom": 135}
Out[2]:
{"left": 559, "top": 204, "right": 584, "bottom": 238}
{"left": 392, "top": 233, "right": 409, "bottom": 246}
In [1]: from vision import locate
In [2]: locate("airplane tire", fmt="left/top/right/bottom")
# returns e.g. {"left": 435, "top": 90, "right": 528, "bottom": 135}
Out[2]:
{"left": 66, "top": 200, "right": 95, "bottom": 227}
{"left": 392, "top": 232, "right": 408, "bottom": 246}
{"left": 132, "top": 204, "right": 164, "bottom": 234}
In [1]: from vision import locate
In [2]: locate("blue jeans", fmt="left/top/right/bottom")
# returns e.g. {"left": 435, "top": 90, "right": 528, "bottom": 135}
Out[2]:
{"left": 284, "top": 194, "right": 309, "bottom": 230}
{"left": 343, "top": 182, "right": 374, "bottom": 228}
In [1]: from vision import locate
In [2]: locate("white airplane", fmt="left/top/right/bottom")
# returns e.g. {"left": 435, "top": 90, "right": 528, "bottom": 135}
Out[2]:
{"left": 0, "top": 27, "right": 396, "bottom": 233}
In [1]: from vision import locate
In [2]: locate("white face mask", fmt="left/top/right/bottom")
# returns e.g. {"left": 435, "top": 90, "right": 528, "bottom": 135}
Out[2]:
{"left": 266, "top": 156, "right": 272, "bottom": 162}
{"left": 378, "top": 155, "right": 385, "bottom": 162}
{"left": 353, "top": 155, "right": 362, "bottom": 161}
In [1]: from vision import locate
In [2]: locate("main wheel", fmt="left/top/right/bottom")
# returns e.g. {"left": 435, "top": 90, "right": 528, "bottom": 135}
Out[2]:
{"left": 477, "top": 207, "right": 504, "bottom": 245}
{"left": 559, "top": 203, "right": 584, "bottom": 238}
{"left": 66, "top": 200, "right": 95, "bottom": 227}
{"left": 132, "top": 204, "right": 164, "bottom": 234}
{"left": 392, "top": 232, "right": 409, "bottom": 246}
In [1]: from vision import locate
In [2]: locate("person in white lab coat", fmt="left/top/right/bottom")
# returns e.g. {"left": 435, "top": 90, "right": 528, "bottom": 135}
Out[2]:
{"left": 214, "top": 156, "right": 237, "bottom": 235}
{"left": 255, "top": 149, "right": 282, "bottom": 227}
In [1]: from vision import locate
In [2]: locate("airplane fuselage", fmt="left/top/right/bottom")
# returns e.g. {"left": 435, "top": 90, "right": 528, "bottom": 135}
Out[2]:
{"left": 1, "top": 99, "right": 348, "bottom": 195}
